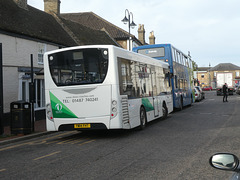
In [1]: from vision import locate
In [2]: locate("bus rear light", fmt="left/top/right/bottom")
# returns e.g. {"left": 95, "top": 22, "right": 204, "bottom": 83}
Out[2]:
{"left": 111, "top": 100, "right": 118, "bottom": 119}
{"left": 46, "top": 103, "right": 54, "bottom": 121}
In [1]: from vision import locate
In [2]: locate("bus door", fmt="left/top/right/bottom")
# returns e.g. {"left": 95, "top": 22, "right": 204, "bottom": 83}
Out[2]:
{"left": 153, "top": 97, "right": 159, "bottom": 117}
{"left": 151, "top": 68, "right": 159, "bottom": 117}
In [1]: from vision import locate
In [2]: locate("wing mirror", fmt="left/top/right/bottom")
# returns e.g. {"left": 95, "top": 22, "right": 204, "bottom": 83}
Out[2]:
{"left": 209, "top": 153, "right": 239, "bottom": 171}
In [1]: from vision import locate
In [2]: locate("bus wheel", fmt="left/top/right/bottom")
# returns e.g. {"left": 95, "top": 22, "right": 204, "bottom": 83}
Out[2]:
{"left": 139, "top": 107, "right": 147, "bottom": 130}
{"left": 162, "top": 103, "right": 168, "bottom": 119}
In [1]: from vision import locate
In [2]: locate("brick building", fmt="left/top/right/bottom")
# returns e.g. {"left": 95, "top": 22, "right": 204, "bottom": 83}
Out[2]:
{"left": 196, "top": 63, "right": 240, "bottom": 88}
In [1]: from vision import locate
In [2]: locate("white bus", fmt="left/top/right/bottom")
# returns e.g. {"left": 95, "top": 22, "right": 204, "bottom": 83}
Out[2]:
{"left": 44, "top": 45, "right": 173, "bottom": 131}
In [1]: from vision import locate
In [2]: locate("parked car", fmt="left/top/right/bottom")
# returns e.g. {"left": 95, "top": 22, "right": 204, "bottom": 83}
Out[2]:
{"left": 234, "top": 85, "right": 238, "bottom": 92}
{"left": 195, "top": 86, "right": 205, "bottom": 100}
{"left": 236, "top": 86, "right": 240, "bottom": 95}
{"left": 210, "top": 153, "right": 240, "bottom": 180}
{"left": 194, "top": 87, "right": 201, "bottom": 102}
{"left": 202, "top": 86, "right": 213, "bottom": 91}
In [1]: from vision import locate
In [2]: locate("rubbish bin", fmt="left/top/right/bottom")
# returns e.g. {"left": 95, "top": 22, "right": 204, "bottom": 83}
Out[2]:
{"left": 10, "top": 100, "right": 32, "bottom": 135}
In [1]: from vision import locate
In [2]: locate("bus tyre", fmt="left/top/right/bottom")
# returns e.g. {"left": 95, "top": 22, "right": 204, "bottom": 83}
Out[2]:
{"left": 162, "top": 103, "right": 168, "bottom": 119}
{"left": 139, "top": 107, "right": 147, "bottom": 130}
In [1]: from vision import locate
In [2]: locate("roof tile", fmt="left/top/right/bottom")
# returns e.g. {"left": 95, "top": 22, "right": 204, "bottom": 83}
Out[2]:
{"left": 210, "top": 63, "right": 240, "bottom": 71}
{"left": 0, "top": 0, "right": 118, "bottom": 47}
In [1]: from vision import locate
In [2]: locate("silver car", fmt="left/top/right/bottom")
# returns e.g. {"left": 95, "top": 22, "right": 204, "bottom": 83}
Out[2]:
{"left": 195, "top": 86, "right": 205, "bottom": 100}
{"left": 194, "top": 87, "right": 201, "bottom": 102}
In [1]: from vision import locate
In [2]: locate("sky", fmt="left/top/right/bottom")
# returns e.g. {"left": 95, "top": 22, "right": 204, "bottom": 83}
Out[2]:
{"left": 28, "top": 0, "right": 240, "bottom": 67}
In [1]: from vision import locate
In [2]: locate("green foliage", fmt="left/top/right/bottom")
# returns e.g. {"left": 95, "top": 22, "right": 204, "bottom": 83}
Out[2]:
{"left": 192, "top": 61, "right": 198, "bottom": 71}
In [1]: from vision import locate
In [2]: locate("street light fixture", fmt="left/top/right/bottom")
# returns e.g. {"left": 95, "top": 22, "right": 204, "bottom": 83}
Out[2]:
{"left": 121, "top": 9, "right": 137, "bottom": 51}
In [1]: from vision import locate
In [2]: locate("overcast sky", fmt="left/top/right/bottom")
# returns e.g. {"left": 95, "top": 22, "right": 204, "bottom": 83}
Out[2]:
{"left": 28, "top": 0, "right": 240, "bottom": 67}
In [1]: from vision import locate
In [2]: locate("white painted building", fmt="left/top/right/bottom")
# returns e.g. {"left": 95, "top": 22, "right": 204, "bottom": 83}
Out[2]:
{"left": 0, "top": 0, "right": 117, "bottom": 123}
{"left": 1, "top": 34, "right": 57, "bottom": 112}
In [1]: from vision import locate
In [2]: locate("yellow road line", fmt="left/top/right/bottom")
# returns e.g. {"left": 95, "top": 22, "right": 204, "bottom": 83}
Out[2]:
{"left": 45, "top": 140, "right": 61, "bottom": 145}
{"left": 33, "top": 151, "right": 61, "bottom": 161}
{"left": 78, "top": 139, "right": 96, "bottom": 146}
{"left": 0, "top": 132, "right": 77, "bottom": 152}
{"left": 0, "top": 142, "right": 29, "bottom": 152}
{"left": 57, "top": 138, "right": 76, "bottom": 144}
{"left": 69, "top": 138, "right": 90, "bottom": 144}
{"left": 0, "top": 169, "right": 6, "bottom": 172}
{"left": 0, "top": 132, "right": 94, "bottom": 152}
{"left": 28, "top": 131, "right": 77, "bottom": 145}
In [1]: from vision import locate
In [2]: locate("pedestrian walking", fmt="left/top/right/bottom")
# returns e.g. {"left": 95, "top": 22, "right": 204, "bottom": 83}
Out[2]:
{"left": 222, "top": 83, "right": 228, "bottom": 102}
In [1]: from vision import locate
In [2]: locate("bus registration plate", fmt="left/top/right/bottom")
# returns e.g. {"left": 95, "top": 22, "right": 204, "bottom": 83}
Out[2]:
{"left": 74, "top": 124, "right": 91, "bottom": 128}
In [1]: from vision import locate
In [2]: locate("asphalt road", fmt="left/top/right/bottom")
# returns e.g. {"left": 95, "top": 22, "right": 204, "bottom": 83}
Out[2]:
{"left": 0, "top": 91, "right": 240, "bottom": 180}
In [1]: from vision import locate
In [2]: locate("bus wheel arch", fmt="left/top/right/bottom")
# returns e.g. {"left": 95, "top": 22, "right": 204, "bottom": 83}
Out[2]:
{"left": 139, "top": 106, "right": 147, "bottom": 130}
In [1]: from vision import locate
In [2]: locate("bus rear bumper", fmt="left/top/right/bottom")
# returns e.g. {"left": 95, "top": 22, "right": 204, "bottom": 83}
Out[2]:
{"left": 47, "top": 116, "right": 110, "bottom": 131}
{"left": 58, "top": 123, "right": 107, "bottom": 131}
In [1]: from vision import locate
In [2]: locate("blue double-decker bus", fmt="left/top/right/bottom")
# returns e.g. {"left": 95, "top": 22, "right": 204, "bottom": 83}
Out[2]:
{"left": 133, "top": 44, "right": 194, "bottom": 110}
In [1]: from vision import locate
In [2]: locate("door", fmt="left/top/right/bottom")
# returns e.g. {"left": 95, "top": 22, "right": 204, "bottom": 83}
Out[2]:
{"left": 20, "top": 79, "right": 30, "bottom": 102}
{"left": 151, "top": 68, "right": 159, "bottom": 117}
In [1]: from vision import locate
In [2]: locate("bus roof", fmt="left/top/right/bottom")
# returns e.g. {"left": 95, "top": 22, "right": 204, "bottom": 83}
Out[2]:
{"left": 45, "top": 45, "right": 170, "bottom": 69}
{"left": 133, "top": 43, "right": 191, "bottom": 59}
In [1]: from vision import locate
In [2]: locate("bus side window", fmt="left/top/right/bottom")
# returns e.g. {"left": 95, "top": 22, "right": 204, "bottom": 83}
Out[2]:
{"left": 118, "top": 58, "right": 138, "bottom": 98}
{"left": 175, "top": 75, "right": 178, "bottom": 89}
{"left": 172, "top": 48, "right": 175, "bottom": 62}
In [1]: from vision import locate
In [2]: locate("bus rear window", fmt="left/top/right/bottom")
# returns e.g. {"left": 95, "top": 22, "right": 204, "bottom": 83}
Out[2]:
{"left": 48, "top": 48, "right": 108, "bottom": 86}
{"left": 138, "top": 47, "right": 165, "bottom": 58}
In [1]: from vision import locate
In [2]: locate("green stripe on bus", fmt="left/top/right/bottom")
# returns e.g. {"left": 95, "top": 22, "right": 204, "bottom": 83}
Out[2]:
{"left": 50, "top": 92, "right": 78, "bottom": 118}
{"left": 142, "top": 98, "right": 154, "bottom": 112}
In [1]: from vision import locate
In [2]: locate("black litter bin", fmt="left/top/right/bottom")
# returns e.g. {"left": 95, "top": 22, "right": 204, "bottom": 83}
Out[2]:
{"left": 10, "top": 101, "right": 32, "bottom": 135}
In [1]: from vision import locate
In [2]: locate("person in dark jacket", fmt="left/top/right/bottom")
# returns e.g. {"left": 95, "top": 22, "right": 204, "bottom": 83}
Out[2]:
{"left": 222, "top": 83, "right": 228, "bottom": 102}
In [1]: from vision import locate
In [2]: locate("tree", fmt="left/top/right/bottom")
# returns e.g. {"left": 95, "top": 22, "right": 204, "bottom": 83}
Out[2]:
{"left": 192, "top": 61, "right": 198, "bottom": 71}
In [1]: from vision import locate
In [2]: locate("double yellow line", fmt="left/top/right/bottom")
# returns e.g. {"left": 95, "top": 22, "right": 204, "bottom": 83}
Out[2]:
{"left": 33, "top": 151, "right": 61, "bottom": 161}
{"left": 0, "top": 132, "right": 77, "bottom": 152}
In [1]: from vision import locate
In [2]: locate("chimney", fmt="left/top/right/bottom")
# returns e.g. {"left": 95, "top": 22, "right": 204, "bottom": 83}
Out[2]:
{"left": 44, "top": 0, "right": 61, "bottom": 15}
{"left": 13, "top": 0, "right": 28, "bottom": 10}
{"left": 149, "top": 31, "right": 156, "bottom": 45}
{"left": 138, "top": 24, "right": 145, "bottom": 45}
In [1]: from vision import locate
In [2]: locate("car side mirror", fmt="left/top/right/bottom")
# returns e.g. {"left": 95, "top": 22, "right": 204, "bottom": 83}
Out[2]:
{"left": 209, "top": 153, "right": 239, "bottom": 171}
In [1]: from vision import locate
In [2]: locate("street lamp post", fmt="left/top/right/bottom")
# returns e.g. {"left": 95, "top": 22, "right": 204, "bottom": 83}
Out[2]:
{"left": 121, "top": 9, "right": 137, "bottom": 51}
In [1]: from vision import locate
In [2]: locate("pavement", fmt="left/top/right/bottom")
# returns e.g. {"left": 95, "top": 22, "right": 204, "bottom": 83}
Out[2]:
{"left": 0, "top": 119, "right": 52, "bottom": 145}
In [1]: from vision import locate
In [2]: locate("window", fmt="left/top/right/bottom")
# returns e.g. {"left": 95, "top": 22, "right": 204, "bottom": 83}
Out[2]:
{"left": 38, "top": 43, "right": 46, "bottom": 64}
{"left": 118, "top": 58, "right": 170, "bottom": 98}
{"left": 138, "top": 47, "right": 165, "bottom": 58}
{"left": 21, "top": 80, "right": 28, "bottom": 102}
{"left": 118, "top": 58, "right": 136, "bottom": 98}
{"left": 201, "top": 74, "right": 204, "bottom": 78}
{"left": 118, "top": 58, "right": 155, "bottom": 98}
{"left": 183, "top": 56, "right": 188, "bottom": 67}
{"left": 48, "top": 48, "right": 108, "bottom": 86}
{"left": 236, "top": 71, "right": 240, "bottom": 77}
{"left": 19, "top": 77, "right": 45, "bottom": 109}
{"left": 172, "top": 48, "right": 176, "bottom": 62}
{"left": 135, "top": 64, "right": 153, "bottom": 97}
